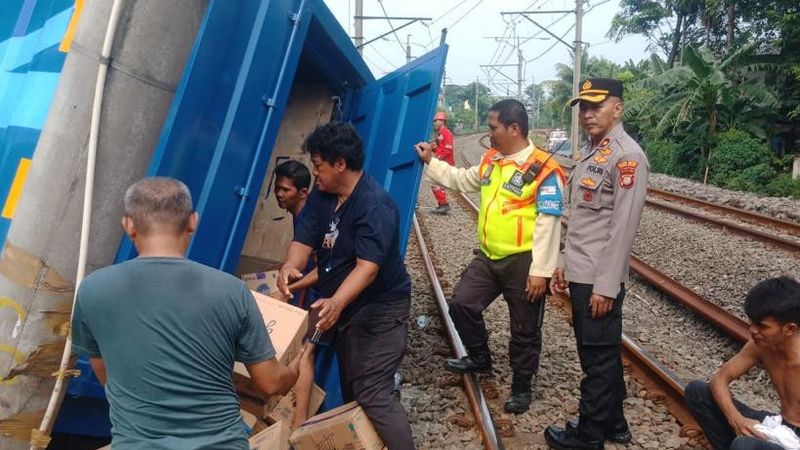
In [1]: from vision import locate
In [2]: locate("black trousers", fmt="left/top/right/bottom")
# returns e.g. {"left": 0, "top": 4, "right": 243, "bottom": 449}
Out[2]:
{"left": 569, "top": 282, "right": 627, "bottom": 441}
{"left": 449, "top": 251, "right": 544, "bottom": 375}
{"left": 336, "top": 297, "right": 415, "bottom": 450}
{"left": 685, "top": 380, "right": 790, "bottom": 450}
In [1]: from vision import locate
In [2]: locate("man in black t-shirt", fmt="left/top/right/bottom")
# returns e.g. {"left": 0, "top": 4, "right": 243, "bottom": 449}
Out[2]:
{"left": 278, "top": 122, "right": 414, "bottom": 449}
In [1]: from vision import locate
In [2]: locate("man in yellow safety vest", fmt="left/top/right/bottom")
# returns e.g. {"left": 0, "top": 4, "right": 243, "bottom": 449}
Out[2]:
{"left": 414, "top": 99, "right": 565, "bottom": 413}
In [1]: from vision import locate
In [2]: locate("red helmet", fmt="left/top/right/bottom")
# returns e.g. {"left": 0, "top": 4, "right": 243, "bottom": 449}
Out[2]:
{"left": 433, "top": 111, "right": 447, "bottom": 122}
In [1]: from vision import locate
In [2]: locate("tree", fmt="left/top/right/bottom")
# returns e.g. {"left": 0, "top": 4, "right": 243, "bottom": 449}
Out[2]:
{"left": 607, "top": 0, "right": 704, "bottom": 68}
{"left": 443, "top": 82, "right": 494, "bottom": 131}
{"left": 636, "top": 44, "right": 779, "bottom": 182}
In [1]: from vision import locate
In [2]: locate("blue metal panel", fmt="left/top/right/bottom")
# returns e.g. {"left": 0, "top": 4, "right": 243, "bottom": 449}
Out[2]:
{"left": 0, "top": 0, "right": 73, "bottom": 243}
{"left": 348, "top": 44, "right": 449, "bottom": 256}
{"left": 117, "top": 0, "right": 310, "bottom": 271}
{"left": 116, "top": 0, "right": 376, "bottom": 272}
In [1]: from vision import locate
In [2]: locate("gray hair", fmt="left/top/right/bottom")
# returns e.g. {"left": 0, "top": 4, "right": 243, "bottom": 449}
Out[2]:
{"left": 123, "top": 177, "right": 193, "bottom": 235}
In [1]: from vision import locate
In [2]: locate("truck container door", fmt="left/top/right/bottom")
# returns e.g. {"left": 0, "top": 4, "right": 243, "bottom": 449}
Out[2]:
{"left": 346, "top": 43, "right": 448, "bottom": 255}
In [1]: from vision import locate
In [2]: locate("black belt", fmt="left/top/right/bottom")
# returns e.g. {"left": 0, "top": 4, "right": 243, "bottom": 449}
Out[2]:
{"left": 784, "top": 419, "right": 800, "bottom": 437}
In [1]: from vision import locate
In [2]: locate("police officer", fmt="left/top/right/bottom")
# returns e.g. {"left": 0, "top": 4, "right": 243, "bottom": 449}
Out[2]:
{"left": 415, "top": 99, "right": 565, "bottom": 414}
{"left": 544, "top": 78, "right": 649, "bottom": 449}
{"left": 430, "top": 111, "right": 455, "bottom": 214}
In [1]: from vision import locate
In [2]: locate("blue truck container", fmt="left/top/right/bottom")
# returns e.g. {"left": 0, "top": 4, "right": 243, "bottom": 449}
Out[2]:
{"left": 55, "top": 0, "right": 447, "bottom": 441}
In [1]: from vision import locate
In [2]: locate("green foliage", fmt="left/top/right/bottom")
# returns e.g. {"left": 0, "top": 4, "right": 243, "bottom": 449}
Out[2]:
{"left": 764, "top": 174, "right": 800, "bottom": 198}
{"left": 709, "top": 129, "right": 774, "bottom": 185}
{"left": 643, "top": 138, "right": 702, "bottom": 178}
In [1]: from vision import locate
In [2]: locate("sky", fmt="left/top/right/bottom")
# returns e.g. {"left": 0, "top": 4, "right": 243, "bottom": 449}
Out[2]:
{"left": 322, "top": 0, "right": 654, "bottom": 94}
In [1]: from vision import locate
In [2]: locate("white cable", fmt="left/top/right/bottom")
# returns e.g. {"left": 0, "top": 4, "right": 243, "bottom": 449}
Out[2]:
{"left": 31, "top": 0, "right": 126, "bottom": 447}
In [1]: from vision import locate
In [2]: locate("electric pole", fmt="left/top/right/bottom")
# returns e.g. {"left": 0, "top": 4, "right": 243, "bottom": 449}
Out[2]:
{"left": 517, "top": 48, "right": 524, "bottom": 101}
{"left": 355, "top": 0, "right": 363, "bottom": 54}
{"left": 406, "top": 34, "right": 411, "bottom": 63}
{"left": 474, "top": 76, "right": 479, "bottom": 131}
{"left": 570, "top": 0, "right": 584, "bottom": 158}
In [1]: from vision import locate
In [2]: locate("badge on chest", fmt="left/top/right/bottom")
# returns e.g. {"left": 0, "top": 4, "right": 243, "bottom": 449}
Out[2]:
{"left": 502, "top": 170, "right": 525, "bottom": 196}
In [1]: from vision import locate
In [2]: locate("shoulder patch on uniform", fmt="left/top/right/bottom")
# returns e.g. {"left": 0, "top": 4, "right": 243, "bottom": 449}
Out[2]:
{"left": 617, "top": 160, "right": 639, "bottom": 189}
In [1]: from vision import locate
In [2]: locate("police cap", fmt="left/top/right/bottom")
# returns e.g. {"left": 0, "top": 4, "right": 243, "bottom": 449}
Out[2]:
{"left": 569, "top": 78, "right": 623, "bottom": 106}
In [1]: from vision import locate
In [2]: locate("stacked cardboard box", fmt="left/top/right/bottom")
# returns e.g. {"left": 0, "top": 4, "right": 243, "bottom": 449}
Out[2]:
{"left": 249, "top": 420, "right": 291, "bottom": 450}
{"left": 290, "top": 402, "right": 385, "bottom": 450}
{"left": 235, "top": 291, "right": 308, "bottom": 417}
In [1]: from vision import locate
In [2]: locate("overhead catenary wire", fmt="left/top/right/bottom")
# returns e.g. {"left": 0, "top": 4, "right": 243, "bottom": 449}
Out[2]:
{"left": 424, "top": 0, "right": 486, "bottom": 47}
{"left": 377, "top": 0, "right": 407, "bottom": 55}
{"left": 430, "top": 0, "right": 473, "bottom": 25}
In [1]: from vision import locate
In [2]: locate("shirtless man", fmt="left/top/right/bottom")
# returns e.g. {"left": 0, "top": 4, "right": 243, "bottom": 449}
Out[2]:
{"left": 685, "top": 276, "right": 800, "bottom": 450}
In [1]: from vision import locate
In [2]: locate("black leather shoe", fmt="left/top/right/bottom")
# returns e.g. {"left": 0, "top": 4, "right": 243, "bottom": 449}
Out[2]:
{"left": 504, "top": 392, "right": 531, "bottom": 413}
{"left": 566, "top": 418, "right": 632, "bottom": 444}
{"left": 443, "top": 355, "right": 492, "bottom": 374}
{"left": 545, "top": 425, "right": 604, "bottom": 450}
{"left": 444, "top": 345, "right": 492, "bottom": 374}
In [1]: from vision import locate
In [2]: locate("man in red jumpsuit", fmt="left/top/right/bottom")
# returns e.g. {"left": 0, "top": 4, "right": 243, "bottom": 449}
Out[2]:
{"left": 431, "top": 111, "right": 455, "bottom": 214}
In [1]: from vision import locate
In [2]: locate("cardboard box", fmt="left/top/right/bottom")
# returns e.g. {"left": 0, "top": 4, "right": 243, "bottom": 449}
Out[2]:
{"left": 267, "top": 383, "right": 326, "bottom": 426}
{"left": 249, "top": 420, "right": 291, "bottom": 450}
{"left": 289, "top": 402, "right": 384, "bottom": 450}
{"left": 241, "top": 270, "right": 281, "bottom": 297}
{"left": 234, "top": 291, "right": 308, "bottom": 415}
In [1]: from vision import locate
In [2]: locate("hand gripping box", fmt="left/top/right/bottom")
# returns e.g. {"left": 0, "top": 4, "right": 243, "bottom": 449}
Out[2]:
{"left": 241, "top": 271, "right": 281, "bottom": 297}
{"left": 289, "top": 402, "right": 385, "bottom": 450}
{"left": 234, "top": 291, "right": 308, "bottom": 416}
{"left": 266, "top": 383, "right": 326, "bottom": 425}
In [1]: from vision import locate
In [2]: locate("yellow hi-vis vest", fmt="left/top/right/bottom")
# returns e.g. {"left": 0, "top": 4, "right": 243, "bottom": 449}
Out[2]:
{"left": 477, "top": 147, "right": 566, "bottom": 259}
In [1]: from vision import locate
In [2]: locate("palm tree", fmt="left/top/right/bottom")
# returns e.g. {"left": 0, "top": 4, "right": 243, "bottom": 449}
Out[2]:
{"left": 638, "top": 44, "right": 778, "bottom": 183}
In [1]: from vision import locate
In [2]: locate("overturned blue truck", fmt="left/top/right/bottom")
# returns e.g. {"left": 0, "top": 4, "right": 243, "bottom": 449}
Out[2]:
{"left": 0, "top": 0, "right": 447, "bottom": 447}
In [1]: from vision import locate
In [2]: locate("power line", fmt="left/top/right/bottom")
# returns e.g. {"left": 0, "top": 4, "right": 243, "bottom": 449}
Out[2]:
{"left": 369, "top": 45, "right": 399, "bottom": 70}
{"left": 424, "top": 0, "right": 486, "bottom": 47}
{"left": 377, "top": 0, "right": 407, "bottom": 55}
{"left": 363, "top": 52, "right": 389, "bottom": 75}
{"left": 430, "top": 0, "right": 473, "bottom": 25}
{"left": 526, "top": 24, "right": 574, "bottom": 63}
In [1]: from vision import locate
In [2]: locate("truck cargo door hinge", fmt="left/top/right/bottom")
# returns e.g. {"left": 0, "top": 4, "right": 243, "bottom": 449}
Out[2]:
{"left": 234, "top": 185, "right": 248, "bottom": 198}
{"left": 261, "top": 96, "right": 275, "bottom": 109}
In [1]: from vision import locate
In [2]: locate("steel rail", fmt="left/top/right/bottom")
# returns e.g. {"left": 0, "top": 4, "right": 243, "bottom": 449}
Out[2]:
{"left": 647, "top": 188, "right": 800, "bottom": 237}
{"left": 454, "top": 193, "right": 707, "bottom": 444}
{"left": 457, "top": 139, "right": 751, "bottom": 344}
{"left": 645, "top": 197, "right": 800, "bottom": 252}
{"left": 412, "top": 215, "right": 503, "bottom": 450}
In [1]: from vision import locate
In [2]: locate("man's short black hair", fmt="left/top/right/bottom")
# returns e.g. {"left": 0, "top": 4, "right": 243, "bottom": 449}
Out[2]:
{"left": 489, "top": 99, "right": 529, "bottom": 138}
{"left": 274, "top": 160, "right": 310, "bottom": 190}
{"left": 302, "top": 121, "right": 365, "bottom": 171}
{"left": 744, "top": 276, "right": 800, "bottom": 325}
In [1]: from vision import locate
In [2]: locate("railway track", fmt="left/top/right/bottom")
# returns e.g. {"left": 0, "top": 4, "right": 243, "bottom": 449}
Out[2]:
{"left": 454, "top": 191, "right": 707, "bottom": 445}
{"left": 556, "top": 159, "right": 800, "bottom": 252}
{"left": 412, "top": 214, "right": 504, "bottom": 450}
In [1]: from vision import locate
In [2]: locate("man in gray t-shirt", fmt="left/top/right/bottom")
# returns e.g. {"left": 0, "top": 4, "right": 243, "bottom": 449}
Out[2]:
{"left": 72, "top": 177, "right": 302, "bottom": 449}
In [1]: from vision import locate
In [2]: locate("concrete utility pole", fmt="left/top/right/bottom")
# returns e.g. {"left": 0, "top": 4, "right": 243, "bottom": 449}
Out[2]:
{"left": 406, "top": 34, "right": 412, "bottom": 63}
{"left": 0, "top": 2, "right": 206, "bottom": 449}
{"left": 571, "top": 0, "right": 584, "bottom": 158}
{"left": 517, "top": 48, "right": 524, "bottom": 101}
{"left": 355, "top": 0, "right": 364, "bottom": 54}
{"left": 474, "top": 76, "right": 479, "bottom": 130}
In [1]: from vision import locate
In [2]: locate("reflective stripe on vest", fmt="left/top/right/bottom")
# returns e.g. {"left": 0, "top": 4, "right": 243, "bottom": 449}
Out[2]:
{"left": 477, "top": 148, "right": 565, "bottom": 259}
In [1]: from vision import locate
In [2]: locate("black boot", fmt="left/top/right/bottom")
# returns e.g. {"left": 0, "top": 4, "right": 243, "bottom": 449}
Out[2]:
{"left": 504, "top": 372, "right": 533, "bottom": 414}
{"left": 544, "top": 425, "right": 604, "bottom": 450}
{"left": 444, "top": 344, "right": 492, "bottom": 374}
{"left": 566, "top": 418, "right": 632, "bottom": 444}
